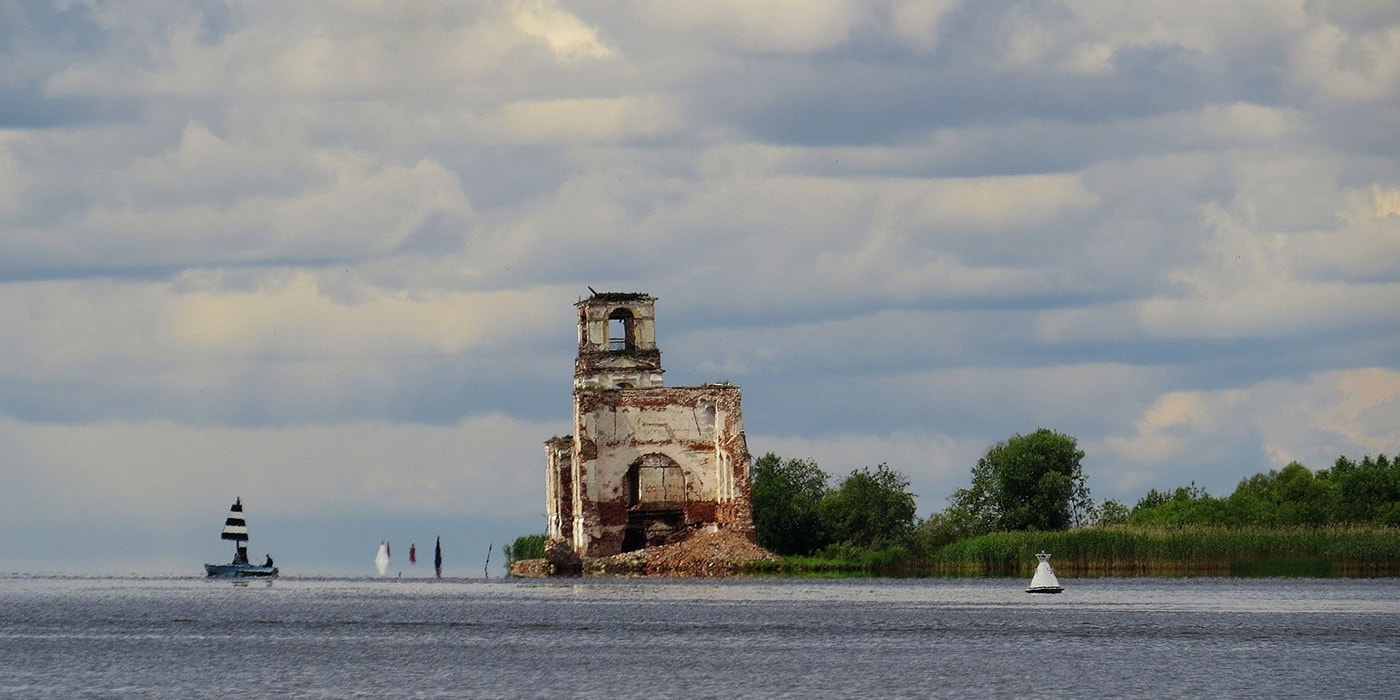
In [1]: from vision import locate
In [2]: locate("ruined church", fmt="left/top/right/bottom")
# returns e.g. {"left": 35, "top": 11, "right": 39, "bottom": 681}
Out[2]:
{"left": 544, "top": 291, "right": 755, "bottom": 558}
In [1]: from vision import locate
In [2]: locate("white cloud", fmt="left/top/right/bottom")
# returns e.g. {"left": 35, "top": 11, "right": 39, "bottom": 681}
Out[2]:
{"left": 1291, "top": 24, "right": 1400, "bottom": 102}
{"left": 889, "top": 0, "right": 958, "bottom": 53}
{"left": 44, "top": 0, "right": 614, "bottom": 103}
{"left": 1310, "top": 368, "right": 1400, "bottom": 455}
{"left": 1, "top": 125, "right": 472, "bottom": 270}
{"left": 898, "top": 173, "right": 1102, "bottom": 230}
{"left": 1377, "top": 186, "right": 1400, "bottom": 218}
{"left": 124, "top": 121, "right": 317, "bottom": 205}
{"left": 159, "top": 272, "right": 555, "bottom": 358}
{"left": 486, "top": 96, "right": 682, "bottom": 144}
{"left": 1098, "top": 368, "right": 1400, "bottom": 494}
{"left": 1286, "top": 186, "right": 1400, "bottom": 282}
{"left": 510, "top": 0, "right": 616, "bottom": 61}
{"left": 0, "top": 275, "right": 566, "bottom": 420}
{"left": 1139, "top": 281, "right": 1400, "bottom": 340}
{"left": 653, "top": 169, "right": 1099, "bottom": 251}
{"left": 631, "top": 0, "right": 862, "bottom": 53}
{"left": 1189, "top": 103, "right": 1308, "bottom": 143}
{"left": 999, "top": 0, "right": 1309, "bottom": 74}
{"left": 1102, "top": 390, "right": 1241, "bottom": 465}
{"left": 1063, "top": 0, "right": 1309, "bottom": 54}
{"left": 1133, "top": 166, "right": 1400, "bottom": 340}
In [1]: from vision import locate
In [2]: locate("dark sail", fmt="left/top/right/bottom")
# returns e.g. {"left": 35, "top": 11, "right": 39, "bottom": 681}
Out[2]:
{"left": 434, "top": 536, "right": 442, "bottom": 578}
{"left": 220, "top": 497, "right": 249, "bottom": 542}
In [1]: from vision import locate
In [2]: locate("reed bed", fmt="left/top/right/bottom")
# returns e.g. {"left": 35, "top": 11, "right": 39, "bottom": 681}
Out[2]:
{"left": 927, "top": 526, "right": 1400, "bottom": 577}
{"left": 746, "top": 544, "right": 914, "bottom": 576}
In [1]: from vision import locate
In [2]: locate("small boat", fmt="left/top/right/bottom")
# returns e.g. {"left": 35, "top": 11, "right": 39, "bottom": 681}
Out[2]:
{"left": 204, "top": 497, "right": 279, "bottom": 578}
{"left": 1026, "top": 551, "right": 1063, "bottom": 593}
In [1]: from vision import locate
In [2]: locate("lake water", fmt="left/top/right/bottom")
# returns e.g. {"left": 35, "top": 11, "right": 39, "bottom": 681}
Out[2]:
{"left": 2, "top": 575, "right": 1398, "bottom": 698}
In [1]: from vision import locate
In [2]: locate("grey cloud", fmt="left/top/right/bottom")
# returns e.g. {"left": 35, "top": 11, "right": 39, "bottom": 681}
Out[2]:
{"left": 2, "top": 0, "right": 1399, "bottom": 572}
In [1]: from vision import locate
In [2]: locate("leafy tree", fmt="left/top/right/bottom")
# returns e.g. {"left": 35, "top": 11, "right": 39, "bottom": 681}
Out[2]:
{"left": 910, "top": 506, "right": 980, "bottom": 557}
{"left": 1129, "top": 484, "right": 1227, "bottom": 527}
{"left": 1329, "top": 454, "right": 1399, "bottom": 524}
{"left": 1212, "top": 463, "right": 1337, "bottom": 527}
{"left": 1272, "top": 462, "right": 1335, "bottom": 526}
{"left": 952, "top": 428, "right": 1092, "bottom": 532}
{"left": 1133, "top": 488, "right": 1173, "bottom": 513}
{"left": 750, "top": 453, "right": 831, "bottom": 555}
{"left": 1223, "top": 473, "right": 1279, "bottom": 526}
{"left": 1096, "top": 499, "right": 1130, "bottom": 526}
{"left": 1115, "top": 453, "right": 1399, "bottom": 531}
{"left": 820, "top": 464, "right": 918, "bottom": 548}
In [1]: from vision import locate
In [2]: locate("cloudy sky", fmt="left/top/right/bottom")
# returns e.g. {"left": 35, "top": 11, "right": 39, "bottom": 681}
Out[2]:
{"left": 3, "top": 0, "right": 1398, "bottom": 576}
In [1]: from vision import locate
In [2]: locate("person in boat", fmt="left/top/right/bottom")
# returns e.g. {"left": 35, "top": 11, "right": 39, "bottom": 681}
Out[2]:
{"left": 233, "top": 546, "right": 249, "bottom": 565}
{"left": 263, "top": 554, "right": 274, "bottom": 567}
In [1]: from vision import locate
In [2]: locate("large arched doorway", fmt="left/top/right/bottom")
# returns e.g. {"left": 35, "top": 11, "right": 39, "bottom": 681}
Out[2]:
{"left": 621, "top": 453, "right": 686, "bottom": 552}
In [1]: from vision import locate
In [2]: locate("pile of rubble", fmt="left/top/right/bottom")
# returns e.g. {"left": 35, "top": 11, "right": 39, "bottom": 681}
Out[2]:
{"left": 509, "top": 530, "right": 778, "bottom": 578}
{"left": 508, "top": 557, "right": 554, "bottom": 577}
{"left": 642, "top": 529, "right": 778, "bottom": 577}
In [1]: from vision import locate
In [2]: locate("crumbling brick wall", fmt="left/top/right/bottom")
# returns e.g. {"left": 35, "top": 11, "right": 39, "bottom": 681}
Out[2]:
{"left": 560, "top": 385, "right": 753, "bottom": 557}
{"left": 543, "top": 292, "right": 756, "bottom": 560}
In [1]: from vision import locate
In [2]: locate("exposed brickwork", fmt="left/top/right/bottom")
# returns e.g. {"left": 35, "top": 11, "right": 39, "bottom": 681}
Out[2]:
{"left": 543, "top": 292, "right": 757, "bottom": 561}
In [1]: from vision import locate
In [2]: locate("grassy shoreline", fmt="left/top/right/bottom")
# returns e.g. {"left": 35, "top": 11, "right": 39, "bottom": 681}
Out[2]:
{"left": 745, "top": 526, "right": 1400, "bottom": 577}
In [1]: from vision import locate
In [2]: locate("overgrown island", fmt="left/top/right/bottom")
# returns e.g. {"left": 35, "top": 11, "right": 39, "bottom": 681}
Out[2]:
{"left": 506, "top": 429, "right": 1400, "bottom": 578}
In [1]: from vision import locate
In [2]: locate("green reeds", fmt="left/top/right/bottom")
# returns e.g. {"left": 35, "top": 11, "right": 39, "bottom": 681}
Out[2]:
{"left": 743, "top": 544, "right": 914, "bottom": 576}
{"left": 928, "top": 526, "right": 1400, "bottom": 577}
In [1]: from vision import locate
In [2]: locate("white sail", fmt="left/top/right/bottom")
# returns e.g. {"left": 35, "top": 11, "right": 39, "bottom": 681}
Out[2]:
{"left": 375, "top": 542, "right": 390, "bottom": 576}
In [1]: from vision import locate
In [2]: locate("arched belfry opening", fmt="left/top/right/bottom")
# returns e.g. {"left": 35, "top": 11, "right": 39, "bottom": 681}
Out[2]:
{"left": 573, "top": 292, "right": 663, "bottom": 391}
{"left": 607, "top": 307, "right": 634, "bottom": 351}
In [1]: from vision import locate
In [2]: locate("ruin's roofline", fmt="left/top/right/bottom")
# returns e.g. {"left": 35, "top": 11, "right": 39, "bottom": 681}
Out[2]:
{"left": 578, "top": 291, "right": 654, "bottom": 304}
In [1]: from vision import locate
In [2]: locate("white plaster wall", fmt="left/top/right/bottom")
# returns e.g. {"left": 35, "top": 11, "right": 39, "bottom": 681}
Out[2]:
{"left": 579, "top": 399, "right": 729, "bottom": 505}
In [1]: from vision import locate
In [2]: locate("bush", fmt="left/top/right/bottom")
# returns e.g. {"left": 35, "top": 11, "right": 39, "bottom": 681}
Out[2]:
{"left": 503, "top": 534, "right": 546, "bottom": 564}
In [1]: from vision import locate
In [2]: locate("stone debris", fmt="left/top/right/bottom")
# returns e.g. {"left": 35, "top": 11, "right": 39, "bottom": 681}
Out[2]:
{"left": 510, "top": 529, "right": 777, "bottom": 578}
{"left": 508, "top": 558, "right": 553, "bottom": 577}
{"left": 643, "top": 529, "right": 778, "bottom": 577}
{"left": 585, "top": 549, "right": 650, "bottom": 576}
{"left": 544, "top": 536, "right": 581, "bottom": 575}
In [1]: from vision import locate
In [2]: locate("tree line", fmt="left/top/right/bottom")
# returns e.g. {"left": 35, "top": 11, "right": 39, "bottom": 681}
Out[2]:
{"left": 1116, "top": 454, "right": 1400, "bottom": 529}
{"left": 752, "top": 428, "right": 1093, "bottom": 560}
{"left": 753, "top": 427, "right": 1399, "bottom": 562}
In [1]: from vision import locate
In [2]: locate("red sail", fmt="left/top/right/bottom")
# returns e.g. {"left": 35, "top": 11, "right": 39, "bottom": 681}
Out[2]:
{"left": 409, "top": 544, "right": 417, "bottom": 564}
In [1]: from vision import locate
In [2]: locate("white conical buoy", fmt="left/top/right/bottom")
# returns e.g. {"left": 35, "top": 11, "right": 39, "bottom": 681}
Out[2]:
{"left": 1026, "top": 551, "right": 1064, "bottom": 593}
